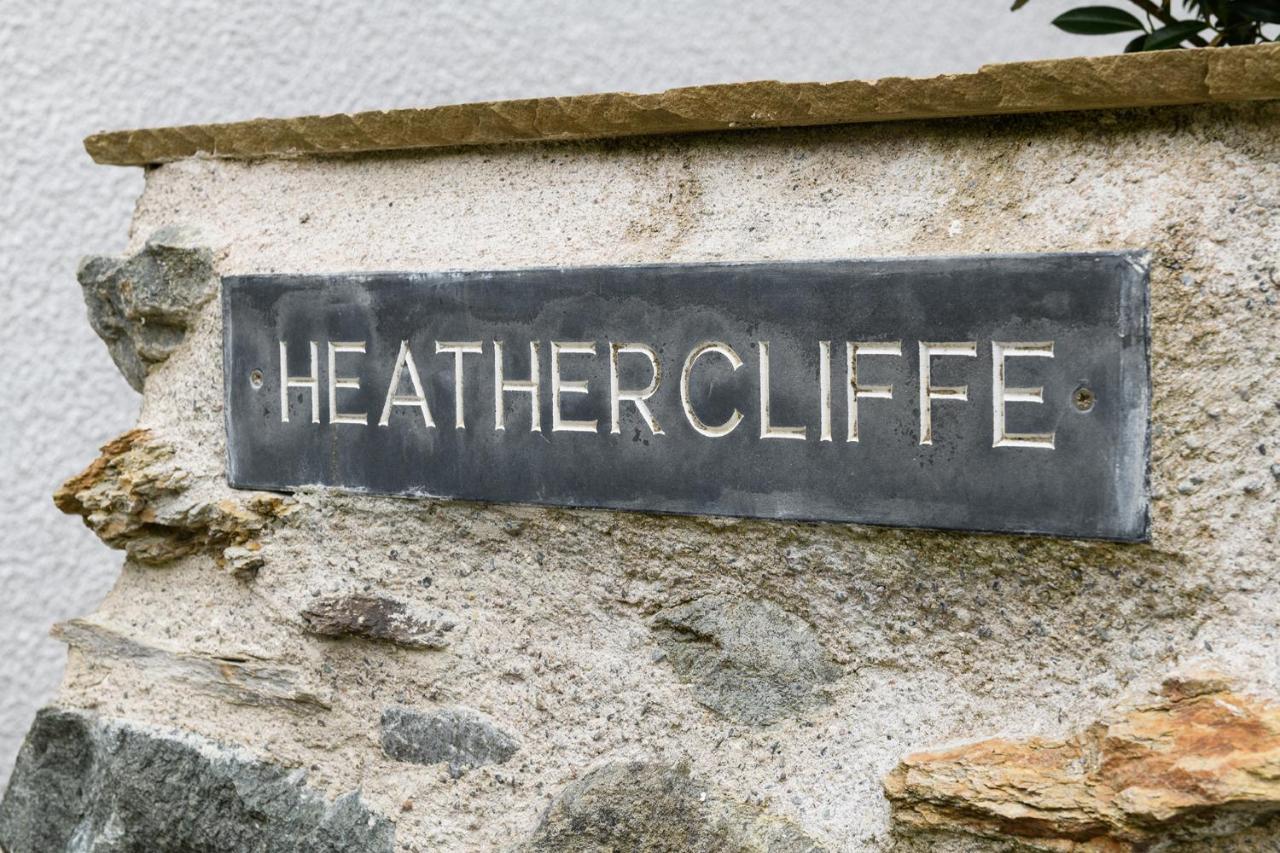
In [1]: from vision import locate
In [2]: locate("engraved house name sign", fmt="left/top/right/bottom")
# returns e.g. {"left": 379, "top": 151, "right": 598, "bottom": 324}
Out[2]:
{"left": 223, "top": 253, "right": 1150, "bottom": 540}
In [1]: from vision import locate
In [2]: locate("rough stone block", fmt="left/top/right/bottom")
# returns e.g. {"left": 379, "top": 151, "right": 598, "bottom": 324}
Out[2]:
{"left": 0, "top": 707, "right": 393, "bottom": 853}
{"left": 380, "top": 706, "right": 519, "bottom": 775}
{"left": 52, "top": 618, "right": 332, "bottom": 711}
{"left": 77, "top": 225, "right": 217, "bottom": 391}
{"left": 884, "top": 673, "right": 1280, "bottom": 851}
{"left": 302, "top": 594, "right": 459, "bottom": 649}
{"left": 524, "top": 761, "right": 824, "bottom": 852}
{"left": 53, "top": 428, "right": 291, "bottom": 567}
{"left": 652, "top": 594, "right": 840, "bottom": 725}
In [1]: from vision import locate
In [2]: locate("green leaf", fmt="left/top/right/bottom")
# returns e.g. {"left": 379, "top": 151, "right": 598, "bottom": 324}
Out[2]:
{"left": 1011, "top": 0, "right": 1032, "bottom": 9}
{"left": 1051, "top": 6, "right": 1148, "bottom": 34}
{"left": 1231, "top": 0, "right": 1280, "bottom": 23}
{"left": 1143, "top": 19, "right": 1210, "bottom": 47}
{"left": 1124, "top": 33, "right": 1151, "bottom": 51}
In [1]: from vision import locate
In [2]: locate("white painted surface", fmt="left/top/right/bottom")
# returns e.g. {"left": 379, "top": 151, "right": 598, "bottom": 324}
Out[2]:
{"left": 0, "top": 0, "right": 1130, "bottom": 785}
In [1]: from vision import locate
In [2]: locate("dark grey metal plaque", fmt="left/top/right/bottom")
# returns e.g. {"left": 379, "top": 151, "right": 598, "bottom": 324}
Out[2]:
{"left": 223, "top": 253, "right": 1149, "bottom": 540}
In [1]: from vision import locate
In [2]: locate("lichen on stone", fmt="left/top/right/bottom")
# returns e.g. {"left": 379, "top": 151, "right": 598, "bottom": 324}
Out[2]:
{"left": 884, "top": 672, "right": 1280, "bottom": 851}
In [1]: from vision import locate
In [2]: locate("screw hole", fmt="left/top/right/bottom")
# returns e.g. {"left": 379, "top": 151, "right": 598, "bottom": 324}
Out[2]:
{"left": 249, "top": 369, "right": 264, "bottom": 389}
{"left": 1073, "top": 386, "right": 1095, "bottom": 412}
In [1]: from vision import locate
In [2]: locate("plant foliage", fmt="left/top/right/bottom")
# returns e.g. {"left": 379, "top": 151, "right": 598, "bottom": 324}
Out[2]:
{"left": 1014, "top": 0, "right": 1279, "bottom": 50}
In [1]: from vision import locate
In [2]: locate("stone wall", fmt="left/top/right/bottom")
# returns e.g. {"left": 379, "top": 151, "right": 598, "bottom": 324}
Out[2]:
{"left": 0, "top": 0, "right": 1120, "bottom": 786}
{"left": 3, "top": 101, "right": 1278, "bottom": 851}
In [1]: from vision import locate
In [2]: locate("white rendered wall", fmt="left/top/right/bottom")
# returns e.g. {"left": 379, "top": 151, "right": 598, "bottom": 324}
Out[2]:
{"left": 0, "top": 0, "right": 1133, "bottom": 785}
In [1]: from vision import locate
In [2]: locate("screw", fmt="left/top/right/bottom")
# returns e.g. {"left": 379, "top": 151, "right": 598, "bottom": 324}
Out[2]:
{"left": 1073, "top": 386, "right": 1095, "bottom": 412}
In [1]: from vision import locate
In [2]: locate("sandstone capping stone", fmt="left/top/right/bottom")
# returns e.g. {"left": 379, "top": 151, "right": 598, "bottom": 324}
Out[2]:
{"left": 652, "top": 594, "right": 840, "bottom": 725}
{"left": 82, "top": 44, "right": 1280, "bottom": 167}
{"left": 77, "top": 225, "right": 217, "bottom": 391}
{"left": 380, "top": 706, "right": 519, "bottom": 775}
{"left": 53, "top": 618, "right": 332, "bottom": 710}
{"left": 883, "top": 672, "right": 1280, "bottom": 851}
{"left": 302, "top": 594, "right": 459, "bottom": 649}
{"left": 0, "top": 707, "right": 393, "bottom": 853}
{"left": 53, "top": 428, "right": 292, "bottom": 567}
{"left": 523, "top": 761, "right": 825, "bottom": 852}
{"left": 1206, "top": 41, "right": 1280, "bottom": 100}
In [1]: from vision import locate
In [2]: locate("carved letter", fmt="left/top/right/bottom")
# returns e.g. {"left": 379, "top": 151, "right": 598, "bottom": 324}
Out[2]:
{"left": 758, "top": 341, "right": 806, "bottom": 440}
{"left": 378, "top": 340, "right": 435, "bottom": 428}
{"left": 918, "top": 341, "right": 976, "bottom": 445}
{"left": 609, "top": 343, "right": 664, "bottom": 435}
{"left": 992, "top": 341, "right": 1055, "bottom": 449}
{"left": 551, "top": 341, "right": 599, "bottom": 433}
{"left": 847, "top": 342, "right": 902, "bottom": 442}
{"left": 680, "top": 342, "right": 743, "bottom": 438}
{"left": 435, "top": 341, "right": 482, "bottom": 429}
{"left": 327, "top": 341, "right": 368, "bottom": 425}
{"left": 494, "top": 340, "right": 540, "bottom": 432}
{"left": 819, "top": 341, "right": 833, "bottom": 442}
{"left": 279, "top": 340, "right": 319, "bottom": 424}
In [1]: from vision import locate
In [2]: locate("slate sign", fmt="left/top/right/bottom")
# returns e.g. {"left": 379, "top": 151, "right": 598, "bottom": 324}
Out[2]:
{"left": 223, "top": 253, "right": 1150, "bottom": 540}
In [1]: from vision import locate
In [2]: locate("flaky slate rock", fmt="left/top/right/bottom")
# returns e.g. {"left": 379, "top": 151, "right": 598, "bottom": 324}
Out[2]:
{"left": 652, "top": 594, "right": 839, "bottom": 725}
{"left": 53, "top": 428, "right": 291, "bottom": 567}
{"left": 380, "top": 706, "right": 519, "bottom": 774}
{"left": 523, "top": 761, "right": 824, "bottom": 852}
{"left": 884, "top": 673, "right": 1280, "bottom": 851}
{"left": 53, "top": 618, "right": 332, "bottom": 711}
{"left": 0, "top": 707, "right": 394, "bottom": 853}
{"left": 302, "top": 594, "right": 458, "bottom": 648}
{"left": 77, "top": 225, "right": 216, "bottom": 391}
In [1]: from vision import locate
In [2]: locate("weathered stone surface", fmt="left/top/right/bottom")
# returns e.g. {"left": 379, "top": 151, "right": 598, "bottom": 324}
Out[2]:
{"left": 77, "top": 225, "right": 216, "bottom": 390}
{"left": 0, "top": 707, "right": 393, "bottom": 853}
{"left": 381, "top": 706, "right": 519, "bottom": 774}
{"left": 302, "top": 594, "right": 458, "bottom": 649}
{"left": 53, "top": 428, "right": 291, "bottom": 566}
{"left": 222, "top": 543, "right": 267, "bottom": 580}
{"left": 523, "top": 761, "right": 825, "bottom": 852}
{"left": 652, "top": 594, "right": 839, "bottom": 725}
{"left": 53, "top": 89, "right": 1280, "bottom": 852}
{"left": 884, "top": 673, "right": 1280, "bottom": 851}
{"left": 83, "top": 44, "right": 1280, "bottom": 167}
{"left": 53, "top": 618, "right": 331, "bottom": 710}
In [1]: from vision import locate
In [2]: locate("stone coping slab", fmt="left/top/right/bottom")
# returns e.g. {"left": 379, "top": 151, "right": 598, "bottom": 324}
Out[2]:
{"left": 85, "top": 43, "right": 1280, "bottom": 166}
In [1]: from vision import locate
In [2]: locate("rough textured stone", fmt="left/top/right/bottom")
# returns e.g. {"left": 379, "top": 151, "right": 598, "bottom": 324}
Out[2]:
{"left": 44, "top": 100, "right": 1280, "bottom": 851}
{"left": 0, "top": 707, "right": 393, "bottom": 853}
{"left": 380, "top": 706, "right": 519, "bottom": 774}
{"left": 53, "top": 618, "right": 331, "bottom": 710}
{"left": 302, "top": 594, "right": 459, "bottom": 649}
{"left": 82, "top": 44, "right": 1280, "bottom": 166}
{"left": 53, "top": 428, "right": 292, "bottom": 567}
{"left": 77, "top": 225, "right": 217, "bottom": 390}
{"left": 222, "top": 543, "right": 267, "bottom": 580}
{"left": 884, "top": 673, "right": 1280, "bottom": 851}
{"left": 652, "top": 594, "right": 839, "bottom": 725}
{"left": 523, "top": 761, "right": 825, "bottom": 852}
